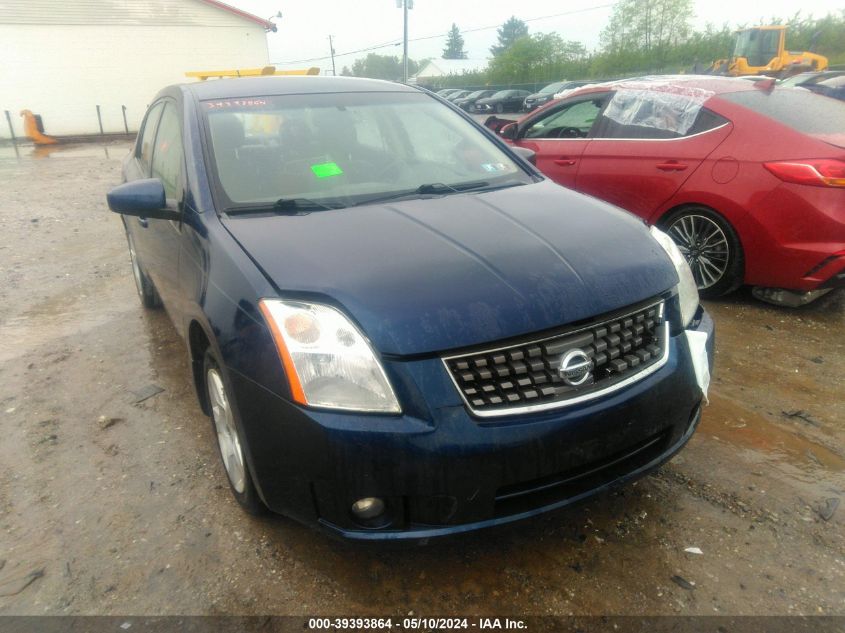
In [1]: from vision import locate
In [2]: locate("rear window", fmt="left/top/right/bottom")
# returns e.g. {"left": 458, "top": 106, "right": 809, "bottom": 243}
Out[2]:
{"left": 719, "top": 89, "right": 845, "bottom": 145}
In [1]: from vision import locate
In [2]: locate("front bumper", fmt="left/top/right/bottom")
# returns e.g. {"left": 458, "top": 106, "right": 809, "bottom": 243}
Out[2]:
{"left": 230, "top": 310, "right": 714, "bottom": 541}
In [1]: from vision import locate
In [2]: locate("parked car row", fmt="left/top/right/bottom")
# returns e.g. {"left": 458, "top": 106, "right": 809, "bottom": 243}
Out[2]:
{"left": 436, "top": 85, "right": 589, "bottom": 113}
{"left": 486, "top": 76, "right": 845, "bottom": 306}
{"left": 435, "top": 70, "right": 845, "bottom": 116}
{"left": 453, "top": 89, "right": 495, "bottom": 111}
{"left": 524, "top": 81, "right": 593, "bottom": 111}
{"left": 436, "top": 87, "right": 532, "bottom": 113}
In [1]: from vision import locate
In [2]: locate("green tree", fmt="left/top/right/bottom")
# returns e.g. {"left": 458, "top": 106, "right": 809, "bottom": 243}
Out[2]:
{"left": 349, "top": 54, "right": 420, "bottom": 81}
{"left": 490, "top": 16, "right": 529, "bottom": 57}
{"left": 442, "top": 23, "right": 467, "bottom": 59}
{"left": 778, "top": 10, "right": 845, "bottom": 64}
{"left": 489, "top": 33, "right": 588, "bottom": 83}
{"left": 600, "top": 0, "right": 694, "bottom": 70}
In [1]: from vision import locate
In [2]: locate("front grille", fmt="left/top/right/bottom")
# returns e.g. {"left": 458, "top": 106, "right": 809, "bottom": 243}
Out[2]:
{"left": 443, "top": 300, "right": 667, "bottom": 417}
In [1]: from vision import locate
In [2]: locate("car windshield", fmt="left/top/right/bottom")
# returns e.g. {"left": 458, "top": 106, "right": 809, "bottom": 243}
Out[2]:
{"left": 202, "top": 91, "right": 530, "bottom": 209}
{"left": 539, "top": 82, "right": 565, "bottom": 95}
{"left": 490, "top": 91, "right": 511, "bottom": 98}
{"left": 466, "top": 91, "right": 487, "bottom": 98}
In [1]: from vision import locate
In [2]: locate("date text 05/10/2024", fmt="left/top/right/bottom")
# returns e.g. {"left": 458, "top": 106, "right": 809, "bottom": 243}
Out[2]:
{"left": 307, "top": 618, "right": 527, "bottom": 630}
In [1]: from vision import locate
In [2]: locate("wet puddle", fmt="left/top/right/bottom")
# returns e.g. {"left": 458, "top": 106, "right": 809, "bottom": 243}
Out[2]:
{"left": 0, "top": 142, "right": 129, "bottom": 163}
{"left": 700, "top": 393, "right": 845, "bottom": 484}
{"left": 0, "top": 276, "right": 134, "bottom": 363}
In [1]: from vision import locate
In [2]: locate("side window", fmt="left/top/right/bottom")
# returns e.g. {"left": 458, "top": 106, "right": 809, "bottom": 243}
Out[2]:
{"left": 686, "top": 109, "right": 730, "bottom": 135}
{"left": 137, "top": 102, "right": 164, "bottom": 170}
{"left": 522, "top": 98, "right": 605, "bottom": 139}
{"left": 594, "top": 92, "right": 728, "bottom": 140}
{"left": 151, "top": 102, "right": 184, "bottom": 201}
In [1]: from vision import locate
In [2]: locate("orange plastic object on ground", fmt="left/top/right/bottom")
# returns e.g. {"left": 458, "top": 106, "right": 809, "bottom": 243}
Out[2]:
{"left": 20, "top": 110, "right": 58, "bottom": 145}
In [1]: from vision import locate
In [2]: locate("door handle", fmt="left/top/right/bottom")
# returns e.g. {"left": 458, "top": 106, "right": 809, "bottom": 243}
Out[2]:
{"left": 656, "top": 161, "right": 688, "bottom": 171}
{"left": 138, "top": 217, "right": 149, "bottom": 228}
{"left": 554, "top": 158, "right": 577, "bottom": 166}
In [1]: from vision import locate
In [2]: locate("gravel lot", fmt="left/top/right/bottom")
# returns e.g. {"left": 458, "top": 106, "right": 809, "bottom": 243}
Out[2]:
{"left": 0, "top": 141, "right": 843, "bottom": 616}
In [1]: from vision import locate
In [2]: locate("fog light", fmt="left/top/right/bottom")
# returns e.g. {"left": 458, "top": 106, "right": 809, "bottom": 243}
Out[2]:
{"left": 351, "top": 497, "right": 385, "bottom": 520}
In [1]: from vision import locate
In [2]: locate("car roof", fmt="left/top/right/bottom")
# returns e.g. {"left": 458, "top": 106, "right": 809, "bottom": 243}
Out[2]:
{"left": 521, "top": 75, "right": 763, "bottom": 120}
{"left": 567, "top": 75, "right": 759, "bottom": 99}
{"left": 181, "top": 76, "right": 417, "bottom": 100}
{"left": 795, "top": 70, "right": 845, "bottom": 84}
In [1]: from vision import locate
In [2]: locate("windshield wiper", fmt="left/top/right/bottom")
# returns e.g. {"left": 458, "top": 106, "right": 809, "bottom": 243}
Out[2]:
{"left": 350, "top": 180, "right": 491, "bottom": 207}
{"left": 417, "top": 180, "right": 490, "bottom": 194}
{"left": 471, "top": 180, "right": 528, "bottom": 193}
{"left": 226, "top": 197, "right": 343, "bottom": 216}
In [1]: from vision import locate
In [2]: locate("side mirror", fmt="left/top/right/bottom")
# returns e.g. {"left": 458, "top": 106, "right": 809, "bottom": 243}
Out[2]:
{"left": 107, "top": 179, "right": 179, "bottom": 220}
{"left": 499, "top": 123, "right": 518, "bottom": 140}
{"left": 512, "top": 146, "right": 536, "bottom": 165}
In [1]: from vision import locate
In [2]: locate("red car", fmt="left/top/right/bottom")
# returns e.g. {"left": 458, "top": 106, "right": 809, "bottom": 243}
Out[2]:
{"left": 492, "top": 76, "right": 845, "bottom": 304}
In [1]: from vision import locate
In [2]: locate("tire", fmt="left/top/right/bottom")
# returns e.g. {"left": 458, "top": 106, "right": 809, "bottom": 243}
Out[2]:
{"left": 495, "top": 103, "right": 504, "bottom": 114}
{"left": 203, "top": 349, "right": 266, "bottom": 515}
{"left": 125, "top": 230, "right": 161, "bottom": 309}
{"left": 660, "top": 206, "right": 744, "bottom": 298}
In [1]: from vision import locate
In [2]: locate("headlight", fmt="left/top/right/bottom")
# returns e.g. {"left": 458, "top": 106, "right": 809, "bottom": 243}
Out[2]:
{"left": 650, "top": 226, "right": 699, "bottom": 327}
{"left": 259, "top": 299, "right": 401, "bottom": 413}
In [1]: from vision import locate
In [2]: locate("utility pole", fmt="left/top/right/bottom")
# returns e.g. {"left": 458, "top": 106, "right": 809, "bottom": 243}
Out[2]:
{"left": 396, "top": 0, "right": 413, "bottom": 83}
{"left": 402, "top": 1, "right": 408, "bottom": 83}
{"left": 328, "top": 35, "right": 337, "bottom": 76}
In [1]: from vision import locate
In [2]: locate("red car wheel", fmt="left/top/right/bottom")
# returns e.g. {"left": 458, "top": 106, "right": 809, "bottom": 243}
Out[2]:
{"left": 661, "top": 206, "right": 744, "bottom": 298}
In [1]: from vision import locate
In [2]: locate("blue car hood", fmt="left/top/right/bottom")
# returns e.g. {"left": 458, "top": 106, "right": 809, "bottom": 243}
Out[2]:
{"left": 222, "top": 181, "right": 678, "bottom": 356}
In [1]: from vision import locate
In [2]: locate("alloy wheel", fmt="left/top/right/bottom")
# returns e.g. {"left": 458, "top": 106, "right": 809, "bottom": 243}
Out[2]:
{"left": 127, "top": 235, "right": 144, "bottom": 299}
{"left": 667, "top": 214, "right": 730, "bottom": 289}
{"left": 206, "top": 368, "right": 246, "bottom": 494}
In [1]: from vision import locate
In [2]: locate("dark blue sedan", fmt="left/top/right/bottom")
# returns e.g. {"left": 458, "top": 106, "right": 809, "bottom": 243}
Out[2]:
{"left": 107, "top": 77, "right": 714, "bottom": 541}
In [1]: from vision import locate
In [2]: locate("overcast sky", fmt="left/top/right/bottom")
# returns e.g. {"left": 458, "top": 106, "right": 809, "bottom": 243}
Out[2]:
{"left": 228, "top": 0, "right": 841, "bottom": 73}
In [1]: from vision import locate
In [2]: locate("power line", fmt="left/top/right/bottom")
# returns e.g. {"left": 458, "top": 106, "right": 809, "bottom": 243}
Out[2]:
{"left": 270, "top": 3, "right": 614, "bottom": 66}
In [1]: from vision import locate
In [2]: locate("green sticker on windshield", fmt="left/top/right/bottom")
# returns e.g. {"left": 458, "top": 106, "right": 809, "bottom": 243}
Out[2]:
{"left": 311, "top": 162, "right": 344, "bottom": 179}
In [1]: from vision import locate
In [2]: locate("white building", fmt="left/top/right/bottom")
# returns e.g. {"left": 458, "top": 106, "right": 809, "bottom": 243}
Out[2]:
{"left": 1, "top": 0, "right": 275, "bottom": 139}
{"left": 412, "top": 59, "right": 489, "bottom": 85}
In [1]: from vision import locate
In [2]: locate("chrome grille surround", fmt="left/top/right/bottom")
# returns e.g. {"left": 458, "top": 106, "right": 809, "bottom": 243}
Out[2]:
{"left": 442, "top": 300, "right": 668, "bottom": 418}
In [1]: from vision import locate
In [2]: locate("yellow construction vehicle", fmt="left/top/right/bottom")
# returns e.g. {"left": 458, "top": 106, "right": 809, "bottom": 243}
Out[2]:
{"left": 708, "top": 26, "right": 828, "bottom": 78}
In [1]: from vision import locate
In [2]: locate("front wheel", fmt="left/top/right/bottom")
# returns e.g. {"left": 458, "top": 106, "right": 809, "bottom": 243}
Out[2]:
{"left": 204, "top": 349, "right": 266, "bottom": 515}
{"left": 495, "top": 103, "right": 504, "bottom": 114}
{"left": 660, "top": 206, "right": 744, "bottom": 298}
{"left": 125, "top": 230, "right": 161, "bottom": 309}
